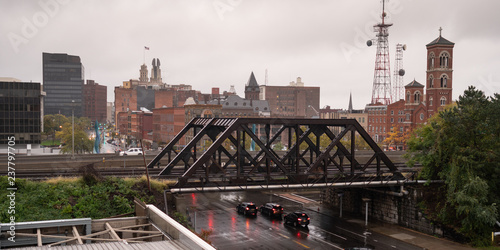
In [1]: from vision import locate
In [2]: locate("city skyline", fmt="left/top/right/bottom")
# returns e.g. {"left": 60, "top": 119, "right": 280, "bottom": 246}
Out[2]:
{"left": 2, "top": 0, "right": 500, "bottom": 109}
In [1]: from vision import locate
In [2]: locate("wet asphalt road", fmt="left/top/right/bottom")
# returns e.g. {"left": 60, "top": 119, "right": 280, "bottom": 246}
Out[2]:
{"left": 176, "top": 191, "right": 423, "bottom": 250}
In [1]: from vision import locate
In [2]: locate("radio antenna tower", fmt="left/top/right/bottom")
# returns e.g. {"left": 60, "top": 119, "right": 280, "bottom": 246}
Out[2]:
{"left": 367, "top": 0, "right": 392, "bottom": 105}
{"left": 393, "top": 44, "right": 406, "bottom": 101}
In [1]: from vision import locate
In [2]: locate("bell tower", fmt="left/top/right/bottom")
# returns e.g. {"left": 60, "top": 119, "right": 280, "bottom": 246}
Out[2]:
{"left": 425, "top": 27, "right": 454, "bottom": 117}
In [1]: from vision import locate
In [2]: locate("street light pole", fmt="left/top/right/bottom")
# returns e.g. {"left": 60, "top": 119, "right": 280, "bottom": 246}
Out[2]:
{"left": 72, "top": 100, "right": 75, "bottom": 159}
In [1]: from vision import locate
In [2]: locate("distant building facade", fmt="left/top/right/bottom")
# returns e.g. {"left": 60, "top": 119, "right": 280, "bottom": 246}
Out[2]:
{"left": 83, "top": 80, "right": 107, "bottom": 123}
{"left": 42, "top": 52, "right": 84, "bottom": 117}
{"left": 0, "top": 79, "right": 43, "bottom": 145}
{"left": 152, "top": 107, "right": 186, "bottom": 145}
{"left": 106, "top": 102, "right": 115, "bottom": 124}
{"left": 259, "top": 77, "right": 320, "bottom": 118}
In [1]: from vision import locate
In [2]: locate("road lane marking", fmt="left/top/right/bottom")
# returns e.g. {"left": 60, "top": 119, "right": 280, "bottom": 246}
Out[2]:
{"left": 313, "top": 227, "right": 347, "bottom": 240}
{"left": 277, "top": 233, "right": 289, "bottom": 239}
{"left": 310, "top": 236, "right": 343, "bottom": 250}
{"left": 290, "top": 193, "right": 317, "bottom": 203}
{"left": 293, "top": 240, "right": 310, "bottom": 249}
{"left": 335, "top": 226, "right": 366, "bottom": 238}
{"left": 275, "top": 194, "right": 304, "bottom": 204}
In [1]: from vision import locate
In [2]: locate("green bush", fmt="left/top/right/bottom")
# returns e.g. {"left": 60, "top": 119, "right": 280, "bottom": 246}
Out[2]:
{"left": 0, "top": 176, "right": 170, "bottom": 223}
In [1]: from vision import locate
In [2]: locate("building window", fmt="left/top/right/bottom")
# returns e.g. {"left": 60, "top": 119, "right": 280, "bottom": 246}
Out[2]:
{"left": 440, "top": 96, "right": 447, "bottom": 106}
{"left": 440, "top": 75, "right": 448, "bottom": 88}
{"left": 429, "top": 97, "right": 433, "bottom": 106}
{"left": 406, "top": 114, "right": 410, "bottom": 120}
{"left": 400, "top": 127, "right": 403, "bottom": 132}
{"left": 406, "top": 91, "right": 410, "bottom": 102}
{"left": 391, "top": 118, "right": 394, "bottom": 123}
{"left": 429, "top": 75, "right": 434, "bottom": 88}
{"left": 420, "top": 113, "right": 424, "bottom": 120}
{"left": 391, "top": 110, "right": 394, "bottom": 115}
{"left": 439, "top": 52, "right": 450, "bottom": 68}
{"left": 429, "top": 52, "right": 435, "bottom": 69}
{"left": 414, "top": 91, "right": 421, "bottom": 104}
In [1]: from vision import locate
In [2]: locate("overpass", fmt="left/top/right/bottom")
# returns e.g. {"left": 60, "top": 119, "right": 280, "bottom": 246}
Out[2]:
{"left": 148, "top": 118, "right": 416, "bottom": 192}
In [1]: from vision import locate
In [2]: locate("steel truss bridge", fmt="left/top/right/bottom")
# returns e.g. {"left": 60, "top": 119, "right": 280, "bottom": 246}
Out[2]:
{"left": 148, "top": 118, "right": 416, "bottom": 192}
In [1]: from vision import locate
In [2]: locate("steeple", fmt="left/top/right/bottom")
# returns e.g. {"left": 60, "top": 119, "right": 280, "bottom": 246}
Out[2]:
{"left": 348, "top": 92, "right": 353, "bottom": 113}
{"left": 245, "top": 72, "right": 260, "bottom": 100}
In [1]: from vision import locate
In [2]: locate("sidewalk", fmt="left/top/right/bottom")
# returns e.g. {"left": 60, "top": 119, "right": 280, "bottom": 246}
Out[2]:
{"left": 302, "top": 202, "right": 474, "bottom": 250}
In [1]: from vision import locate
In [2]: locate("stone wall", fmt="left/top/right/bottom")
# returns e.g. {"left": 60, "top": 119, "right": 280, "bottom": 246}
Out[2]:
{"left": 324, "top": 185, "right": 444, "bottom": 236}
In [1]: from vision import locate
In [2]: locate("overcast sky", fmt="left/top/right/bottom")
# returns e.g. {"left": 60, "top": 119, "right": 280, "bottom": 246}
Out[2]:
{"left": 2, "top": 0, "right": 500, "bottom": 109}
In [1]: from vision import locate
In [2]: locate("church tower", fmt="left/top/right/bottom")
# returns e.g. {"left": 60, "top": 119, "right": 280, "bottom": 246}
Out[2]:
{"left": 425, "top": 27, "right": 454, "bottom": 118}
{"left": 245, "top": 72, "right": 260, "bottom": 100}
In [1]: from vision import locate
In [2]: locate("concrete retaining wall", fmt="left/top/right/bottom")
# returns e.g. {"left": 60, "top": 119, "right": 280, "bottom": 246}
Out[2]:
{"left": 324, "top": 185, "right": 444, "bottom": 236}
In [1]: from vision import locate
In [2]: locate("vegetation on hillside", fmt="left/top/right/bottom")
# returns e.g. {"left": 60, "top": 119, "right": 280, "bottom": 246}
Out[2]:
{"left": 0, "top": 175, "right": 173, "bottom": 223}
{"left": 407, "top": 86, "right": 500, "bottom": 246}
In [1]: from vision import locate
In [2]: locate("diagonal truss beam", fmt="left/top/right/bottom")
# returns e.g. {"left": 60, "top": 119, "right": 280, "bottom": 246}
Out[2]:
{"left": 151, "top": 118, "right": 403, "bottom": 187}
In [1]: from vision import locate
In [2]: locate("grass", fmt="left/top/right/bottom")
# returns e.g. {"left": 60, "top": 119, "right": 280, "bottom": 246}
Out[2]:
{"left": 41, "top": 139, "right": 60, "bottom": 146}
{"left": 0, "top": 176, "right": 173, "bottom": 223}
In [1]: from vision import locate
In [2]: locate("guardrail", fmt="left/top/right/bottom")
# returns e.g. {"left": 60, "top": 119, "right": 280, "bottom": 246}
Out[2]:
{"left": 146, "top": 205, "right": 215, "bottom": 250}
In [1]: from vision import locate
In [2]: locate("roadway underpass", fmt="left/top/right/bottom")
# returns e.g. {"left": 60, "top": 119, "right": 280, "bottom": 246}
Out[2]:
{"left": 174, "top": 190, "right": 423, "bottom": 249}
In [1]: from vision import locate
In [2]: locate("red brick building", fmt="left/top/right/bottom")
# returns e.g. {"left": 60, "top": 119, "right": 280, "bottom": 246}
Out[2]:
{"left": 366, "top": 30, "right": 454, "bottom": 147}
{"left": 152, "top": 107, "right": 186, "bottom": 145}
{"left": 114, "top": 85, "right": 136, "bottom": 123}
{"left": 83, "top": 80, "right": 107, "bottom": 123}
{"left": 259, "top": 77, "right": 320, "bottom": 118}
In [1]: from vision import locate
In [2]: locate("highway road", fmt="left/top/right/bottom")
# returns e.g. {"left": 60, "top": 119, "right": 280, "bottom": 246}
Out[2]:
{"left": 176, "top": 191, "right": 423, "bottom": 250}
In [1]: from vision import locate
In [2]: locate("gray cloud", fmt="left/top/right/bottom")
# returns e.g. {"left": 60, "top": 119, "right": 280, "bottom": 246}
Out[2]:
{"left": 1, "top": 0, "right": 499, "bottom": 110}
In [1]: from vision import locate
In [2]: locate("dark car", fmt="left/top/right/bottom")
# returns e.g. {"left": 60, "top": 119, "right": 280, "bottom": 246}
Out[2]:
{"left": 284, "top": 211, "right": 310, "bottom": 227}
{"left": 236, "top": 202, "right": 258, "bottom": 216}
{"left": 260, "top": 203, "right": 284, "bottom": 218}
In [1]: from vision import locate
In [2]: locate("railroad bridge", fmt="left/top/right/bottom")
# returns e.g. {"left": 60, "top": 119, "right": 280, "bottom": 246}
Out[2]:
{"left": 149, "top": 118, "right": 416, "bottom": 191}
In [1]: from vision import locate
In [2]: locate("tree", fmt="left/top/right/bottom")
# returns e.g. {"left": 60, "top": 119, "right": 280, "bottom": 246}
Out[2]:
{"left": 383, "top": 130, "right": 410, "bottom": 150}
{"left": 56, "top": 122, "right": 94, "bottom": 154}
{"left": 407, "top": 86, "right": 499, "bottom": 246}
{"left": 43, "top": 114, "right": 69, "bottom": 144}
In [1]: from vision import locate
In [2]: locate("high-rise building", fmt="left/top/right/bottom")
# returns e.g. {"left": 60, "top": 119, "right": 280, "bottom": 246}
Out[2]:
{"left": 0, "top": 78, "right": 43, "bottom": 145}
{"left": 42, "top": 52, "right": 84, "bottom": 117}
{"left": 83, "top": 80, "right": 107, "bottom": 123}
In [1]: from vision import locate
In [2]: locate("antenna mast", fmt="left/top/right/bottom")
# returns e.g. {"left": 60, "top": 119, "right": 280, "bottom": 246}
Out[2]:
{"left": 367, "top": 0, "right": 393, "bottom": 105}
{"left": 393, "top": 44, "right": 406, "bottom": 101}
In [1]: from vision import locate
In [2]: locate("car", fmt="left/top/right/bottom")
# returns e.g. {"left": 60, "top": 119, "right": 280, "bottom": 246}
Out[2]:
{"left": 259, "top": 203, "right": 284, "bottom": 218}
{"left": 236, "top": 202, "right": 258, "bottom": 216}
{"left": 284, "top": 211, "right": 310, "bottom": 227}
{"left": 119, "top": 148, "right": 144, "bottom": 156}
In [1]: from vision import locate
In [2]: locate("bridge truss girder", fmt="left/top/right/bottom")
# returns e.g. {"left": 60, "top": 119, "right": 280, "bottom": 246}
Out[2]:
{"left": 148, "top": 118, "right": 404, "bottom": 188}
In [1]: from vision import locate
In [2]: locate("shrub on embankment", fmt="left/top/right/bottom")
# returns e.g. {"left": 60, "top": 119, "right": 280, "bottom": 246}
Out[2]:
{"left": 0, "top": 175, "right": 173, "bottom": 223}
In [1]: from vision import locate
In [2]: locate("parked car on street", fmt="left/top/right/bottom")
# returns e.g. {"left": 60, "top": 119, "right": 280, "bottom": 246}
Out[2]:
{"left": 259, "top": 203, "right": 284, "bottom": 218}
{"left": 236, "top": 202, "right": 258, "bottom": 216}
{"left": 119, "top": 148, "right": 144, "bottom": 156}
{"left": 284, "top": 211, "right": 310, "bottom": 227}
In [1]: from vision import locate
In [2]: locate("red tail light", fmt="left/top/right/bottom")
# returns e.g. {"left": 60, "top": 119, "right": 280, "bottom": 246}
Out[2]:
{"left": 307, "top": 218, "right": 310, "bottom": 220}
{"left": 246, "top": 207, "right": 249, "bottom": 210}
{"left": 298, "top": 218, "right": 302, "bottom": 221}
{"left": 272, "top": 208, "right": 275, "bottom": 211}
